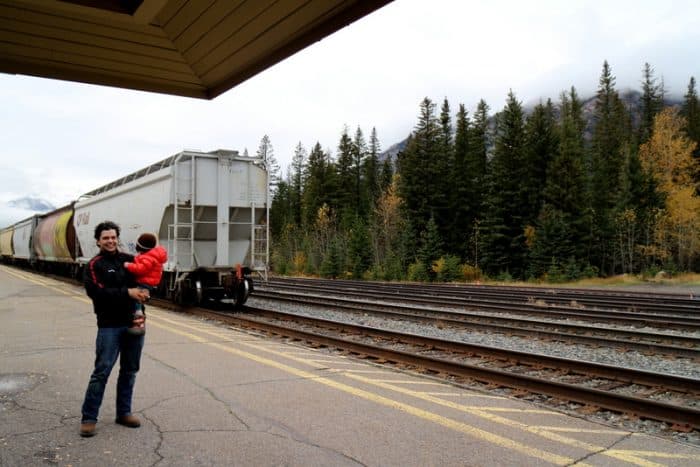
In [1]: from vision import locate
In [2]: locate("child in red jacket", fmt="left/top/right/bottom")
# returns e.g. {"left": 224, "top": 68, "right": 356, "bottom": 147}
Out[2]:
{"left": 124, "top": 233, "right": 167, "bottom": 335}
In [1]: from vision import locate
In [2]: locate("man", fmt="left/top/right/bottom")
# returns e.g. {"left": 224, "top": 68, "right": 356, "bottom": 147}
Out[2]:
{"left": 79, "top": 221, "right": 150, "bottom": 437}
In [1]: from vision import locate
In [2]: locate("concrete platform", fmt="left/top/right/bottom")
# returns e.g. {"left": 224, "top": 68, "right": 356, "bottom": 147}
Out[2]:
{"left": 1, "top": 264, "right": 699, "bottom": 466}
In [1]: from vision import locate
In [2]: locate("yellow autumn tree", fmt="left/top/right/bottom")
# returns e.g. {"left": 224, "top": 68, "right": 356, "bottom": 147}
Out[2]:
{"left": 371, "top": 174, "right": 404, "bottom": 269}
{"left": 639, "top": 108, "right": 700, "bottom": 270}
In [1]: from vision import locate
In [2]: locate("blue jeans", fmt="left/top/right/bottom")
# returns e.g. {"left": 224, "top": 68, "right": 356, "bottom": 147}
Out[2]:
{"left": 81, "top": 327, "right": 144, "bottom": 423}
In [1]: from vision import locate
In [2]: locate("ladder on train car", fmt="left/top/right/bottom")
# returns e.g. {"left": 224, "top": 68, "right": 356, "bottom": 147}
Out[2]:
{"left": 252, "top": 223, "right": 268, "bottom": 281}
{"left": 171, "top": 154, "right": 196, "bottom": 271}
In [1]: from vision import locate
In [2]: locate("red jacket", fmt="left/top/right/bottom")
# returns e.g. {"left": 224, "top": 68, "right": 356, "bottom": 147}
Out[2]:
{"left": 125, "top": 246, "right": 167, "bottom": 286}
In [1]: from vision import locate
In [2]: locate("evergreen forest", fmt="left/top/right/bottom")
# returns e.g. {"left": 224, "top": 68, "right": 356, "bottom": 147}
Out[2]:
{"left": 265, "top": 62, "right": 700, "bottom": 283}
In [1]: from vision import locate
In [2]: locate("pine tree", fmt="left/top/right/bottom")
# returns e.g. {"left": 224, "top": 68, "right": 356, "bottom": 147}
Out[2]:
{"left": 302, "top": 142, "right": 332, "bottom": 227}
{"left": 481, "top": 91, "right": 528, "bottom": 278}
{"left": 681, "top": 76, "right": 700, "bottom": 186}
{"left": 397, "top": 98, "right": 443, "bottom": 249}
{"left": 270, "top": 178, "right": 292, "bottom": 238}
{"left": 348, "top": 216, "right": 371, "bottom": 278}
{"left": 363, "top": 127, "right": 382, "bottom": 207}
{"left": 434, "top": 98, "right": 454, "bottom": 245}
{"left": 335, "top": 126, "right": 355, "bottom": 223}
{"left": 589, "top": 61, "right": 632, "bottom": 275}
{"left": 523, "top": 99, "right": 558, "bottom": 227}
{"left": 534, "top": 88, "right": 590, "bottom": 272}
{"left": 417, "top": 215, "right": 443, "bottom": 280}
{"left": 256, "top": 135, "right": 281, "bottom": 193}
{"left": 527, "top": 204, "right": 576, "bottom": 279}
{"left": 352, "top": 126, "right": 368, "bottom": 216}
{"left": 451, "top": 103, "right": 471, "bottom": 257}
{"left": 379, "top": 158, "right": 393, "bottom": 192}
{"left": 638, "top": 63, "right": 663, "bottom": 144}
{"left": 319, "top": 237, "right": 342, "bottom": 278}
{"left": 290, "top": 142, "right": 306, "bottom": 226}
{"left": 466, "top": 99, "right": 490, "bottom": 264}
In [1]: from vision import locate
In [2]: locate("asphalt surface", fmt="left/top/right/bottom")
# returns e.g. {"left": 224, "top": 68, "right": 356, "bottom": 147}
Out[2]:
{"left": 2, "top": 265, "right": 700, "bottom": 466}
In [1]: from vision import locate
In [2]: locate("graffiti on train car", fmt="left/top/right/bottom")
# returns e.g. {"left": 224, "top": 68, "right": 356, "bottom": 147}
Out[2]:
{"left": 76, "top": 211, "right": 90, "bottom": 226}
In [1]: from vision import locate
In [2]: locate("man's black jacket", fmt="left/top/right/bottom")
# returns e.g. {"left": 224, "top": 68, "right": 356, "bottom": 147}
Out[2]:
{"left": 84, "top": 250, "right": 136, "bottom": 328}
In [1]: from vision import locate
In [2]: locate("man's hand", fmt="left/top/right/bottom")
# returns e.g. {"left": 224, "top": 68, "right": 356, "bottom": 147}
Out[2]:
{"left": 128, "top": 288, "right": 150, "bottom": 303}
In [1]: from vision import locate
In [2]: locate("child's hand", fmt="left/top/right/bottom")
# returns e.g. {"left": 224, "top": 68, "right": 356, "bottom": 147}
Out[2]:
{"left": 124, "top": 262, "right": 131, "bottom": 268}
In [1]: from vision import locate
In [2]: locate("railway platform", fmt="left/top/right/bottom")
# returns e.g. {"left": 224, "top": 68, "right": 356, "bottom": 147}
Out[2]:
{"left": 2, "top": 264, "right": 699, "bottom": 467}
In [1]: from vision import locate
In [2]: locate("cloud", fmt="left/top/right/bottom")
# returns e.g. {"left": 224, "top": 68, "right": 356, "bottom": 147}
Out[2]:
{"left": 0, "top": 205, "right": 41, "bottom": 229}
{"left": 1, "top": 0, "right": 699, "bottom": 228}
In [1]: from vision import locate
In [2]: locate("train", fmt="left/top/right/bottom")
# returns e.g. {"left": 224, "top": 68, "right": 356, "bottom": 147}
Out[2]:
{"left": 0, "top": 149, "right": 269, "bottom": 307}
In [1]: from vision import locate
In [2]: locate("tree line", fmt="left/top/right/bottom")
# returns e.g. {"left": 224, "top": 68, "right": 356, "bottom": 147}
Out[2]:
{"left": 265, "top": 61, "right": 700, "bottom": 282}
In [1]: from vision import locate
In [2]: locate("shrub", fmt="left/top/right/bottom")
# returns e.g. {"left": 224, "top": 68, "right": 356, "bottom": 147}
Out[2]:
{"left": 496, "top": 270, "right": 513, "bottom": 282}
{"left": 433, "top": 255, "right": 461, "bottom": 282}
{"left": 564, "top": 257, "right": 580, "bottom": 281}
{"left": 460, "top": 263, "right": 482, "bottom": 282}
{"left": 546, "top": 260, "right": 566, "bottom": 283}
{"left": 292, "top": 251, "right": 307, "bottom": 274}
{"left": 407, "top": 261, "right": 429, "bottom": 282}
{"left": 580, "top": 263, "right": 598, "bottom": 279}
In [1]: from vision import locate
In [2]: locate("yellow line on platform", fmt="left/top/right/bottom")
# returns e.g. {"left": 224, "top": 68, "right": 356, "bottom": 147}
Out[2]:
{"left": 472, "top": 407, "right": 563, "bottom": 415}
{"left": 6, "top": 269, "right": 695, "bottom": 466}
{"left": 147, "top": 314, "right": 577, "bottom": 466}
{"left": 148, "top": 313, "right": 684, "bottom": 467}
{"left": 340, "top": 373, "right": 665, "bottom": 467}
{"left": 372, "top": 380, "right": 448, "bottom": 385}
{"left": 1, "top": 267, "right": 84, "bottom": 299}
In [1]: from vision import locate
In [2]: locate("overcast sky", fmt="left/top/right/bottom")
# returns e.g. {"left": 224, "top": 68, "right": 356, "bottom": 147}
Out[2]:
{"left": 1, "top": 0, "right": 699, "bottom": 227}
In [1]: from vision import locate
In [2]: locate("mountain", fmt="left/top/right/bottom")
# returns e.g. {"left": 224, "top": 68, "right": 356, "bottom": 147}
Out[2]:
{"left": 379, "top": 137, "right": 409, "bottom": 164}
{"left": 379, "top": 90, "right": 684, "bottom": 163}
{"left": 7, "top": 196, "right": 55, "bottom": 212}
{"left": 0, "top": 197, "right": 56, "bottom": 228}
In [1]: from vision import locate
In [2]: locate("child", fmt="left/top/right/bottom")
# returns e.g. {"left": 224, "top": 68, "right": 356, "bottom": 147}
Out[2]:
{"left": 124, "top": 233, "right": 167, "bottom": 335}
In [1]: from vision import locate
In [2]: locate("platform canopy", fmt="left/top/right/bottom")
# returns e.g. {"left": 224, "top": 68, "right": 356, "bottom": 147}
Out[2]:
{"left": 0, "top": 0, "right": 391, "bottom": 99}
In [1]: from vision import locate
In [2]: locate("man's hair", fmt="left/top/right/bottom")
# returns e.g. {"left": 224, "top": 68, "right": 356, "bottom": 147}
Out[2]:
{"left": 94, "top": 221, "right": 121, "bottom": 240}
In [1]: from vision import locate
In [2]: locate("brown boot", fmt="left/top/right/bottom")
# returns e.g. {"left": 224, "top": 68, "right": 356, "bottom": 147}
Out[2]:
{"left": 115, "top": 414, "right": 141, "bottom": 428}
{"left": 79, "top": 422, "right": 96, "bottom": 437}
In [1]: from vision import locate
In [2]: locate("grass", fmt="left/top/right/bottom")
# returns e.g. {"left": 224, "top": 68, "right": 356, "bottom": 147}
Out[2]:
{"left": 477, "top": 273, "right": 700, "bottom": 290}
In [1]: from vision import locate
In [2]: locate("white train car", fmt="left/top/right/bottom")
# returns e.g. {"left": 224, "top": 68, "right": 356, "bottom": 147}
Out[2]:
{"left": 0, "top": 225, "right": 13, "bottom": 259}
{"left": 11, "top": 216, "right": 38, "bottom": 264}
{"left": 74, "top": 149, "right": 269, "bottom": 306}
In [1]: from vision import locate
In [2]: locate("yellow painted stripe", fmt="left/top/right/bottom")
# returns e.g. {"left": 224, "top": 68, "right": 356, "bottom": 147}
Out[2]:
{"left": 1, "top": 267, "right": 79, "bottom": 297}
{"left": 474, "top": 408, "right": 564, "bottom": 415}
{"left": 147, "top": 314, "right": 575, "bottom": 465}
{"left": 538, "top": 427, "right": 628, "bottom": 434}
{"left": 339, "top": 373, "right": 663, "bottom": 467}
{"left": 4, "top": 269, "right": 694, "bottom": 466}
{"left": 160, "top": 318, "right": 677, "bottom": 467}
{"left": 372, "top": 380, "right": 450, "bottom": 385}
{"left": 607, "top": 450, "right": 700, "bottom": 461}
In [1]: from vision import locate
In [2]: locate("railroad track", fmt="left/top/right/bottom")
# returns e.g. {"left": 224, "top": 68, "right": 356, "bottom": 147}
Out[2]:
{"left": 24, "top": 268, "right": 700, "bottom": 433}
{"left": 252, "top": 288, "right": 700, "bottom": 359}
{"left": 264, "top": 278, "right": 700, "bottom": 330}
{"left": 167, "top": 303, "right": 700, "bottom": 432}
{"left": 268, "top": 277, "right": 700, "bottom": 316}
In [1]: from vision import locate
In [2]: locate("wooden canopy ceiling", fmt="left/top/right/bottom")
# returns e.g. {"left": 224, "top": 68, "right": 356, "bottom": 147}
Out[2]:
{"left": 0, "top": 0, "right": 391, "bottom": 99}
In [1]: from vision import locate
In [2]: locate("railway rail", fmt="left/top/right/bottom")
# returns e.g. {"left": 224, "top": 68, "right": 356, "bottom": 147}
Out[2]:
{"left": 263, "top": 278, "right": 700, "bottom": 331}
{"left": 15, "top": 268, "right": 700, "bottom": 435}
{"left": 165, "top": 302, "right": 700, "bottom": 432}
{"left": 251, "top": 288, "right": 700, "bottom": 359}
{"left": 268, "top": 277, "right": 700, "bottom": 315}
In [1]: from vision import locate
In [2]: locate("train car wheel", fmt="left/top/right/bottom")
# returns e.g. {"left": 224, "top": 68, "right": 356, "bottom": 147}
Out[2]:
{"left": 233, "top": 278, "right": 251, "bottom": 308}
{"left": 194, "top": 280, "right": 202, "bottom": 305}
{"left": 173, "top": 288, "right": 184, "bottom": 306}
